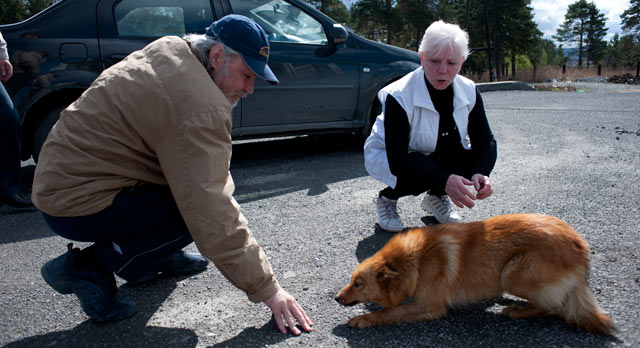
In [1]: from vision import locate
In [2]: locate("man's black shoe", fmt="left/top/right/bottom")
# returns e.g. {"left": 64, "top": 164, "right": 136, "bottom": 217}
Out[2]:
{"left": 0, "top": 192, "right": 33, "bottom": 208}
{"left": 41, "top": 243, "right": 137, "bottom": 322}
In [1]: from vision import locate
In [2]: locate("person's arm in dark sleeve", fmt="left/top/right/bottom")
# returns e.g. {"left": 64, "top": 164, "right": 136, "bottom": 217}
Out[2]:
{"left": 384, "top": 94, "right": 449, "bottom": 186}
{"left": 468, "top": 89, "right": 497, "bottom": 176}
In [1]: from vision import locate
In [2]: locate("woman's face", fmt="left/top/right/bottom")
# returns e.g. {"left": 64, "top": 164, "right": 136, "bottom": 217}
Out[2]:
{"left": 421, "top": 46, "right": 464, "bottom": 90}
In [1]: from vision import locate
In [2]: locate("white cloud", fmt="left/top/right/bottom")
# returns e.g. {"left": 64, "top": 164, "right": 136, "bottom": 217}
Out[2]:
{"left": 531, "top": 0, "right": 631, "bottom": 42}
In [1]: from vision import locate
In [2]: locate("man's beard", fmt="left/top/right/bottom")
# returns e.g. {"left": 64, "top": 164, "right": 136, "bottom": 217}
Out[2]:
{"left": 226, "top": 92, "right": 249, "bottom": 108}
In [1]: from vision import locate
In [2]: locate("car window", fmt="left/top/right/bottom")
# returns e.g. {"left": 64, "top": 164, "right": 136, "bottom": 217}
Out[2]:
{"left": 229, "top": 0, "right": 328, "bottom": 45}
{"left": 115, "top": 0, "right": 214, "bottom": 38}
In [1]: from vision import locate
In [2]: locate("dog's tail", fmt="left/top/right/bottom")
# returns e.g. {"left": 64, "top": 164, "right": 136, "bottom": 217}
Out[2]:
{"left": 560, "top": 282, "right": 614, "bottom": 335}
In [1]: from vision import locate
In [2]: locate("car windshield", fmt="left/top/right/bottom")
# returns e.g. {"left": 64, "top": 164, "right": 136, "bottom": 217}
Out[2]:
{"left": 230, "top": 0, "right": 327, "bottom": 45}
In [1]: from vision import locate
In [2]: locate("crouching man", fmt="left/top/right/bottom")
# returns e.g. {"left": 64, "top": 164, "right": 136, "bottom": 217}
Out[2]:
{"left": 32, "top": 14, "right": 312, "bottom": 335}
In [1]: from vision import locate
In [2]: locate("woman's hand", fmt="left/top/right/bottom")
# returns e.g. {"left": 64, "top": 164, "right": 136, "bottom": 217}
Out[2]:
{"left": 264, "top": 288, "right": 313, "bottom": 335}
{"left": 445, "top": 174, "right": 476, "bottom": 208}
{"left": 471, "top": 174, "right": 493, "bottom": 199}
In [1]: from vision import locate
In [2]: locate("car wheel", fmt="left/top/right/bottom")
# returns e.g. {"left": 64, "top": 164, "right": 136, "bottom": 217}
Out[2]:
{"left": 359, "top": 97, "right": 382, "bottom": 141}
{"left": 33, "top": 107, "right": 64, "bottom": 162}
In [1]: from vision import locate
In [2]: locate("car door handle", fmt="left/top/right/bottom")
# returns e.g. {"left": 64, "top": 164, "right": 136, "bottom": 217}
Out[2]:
{"left": 108, "top": 54, "right": 128, "bottom": 63}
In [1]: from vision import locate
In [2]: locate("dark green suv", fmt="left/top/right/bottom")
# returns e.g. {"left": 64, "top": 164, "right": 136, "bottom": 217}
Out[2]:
{"left": 1, "top": 0, "right": 420, "bottom": 160}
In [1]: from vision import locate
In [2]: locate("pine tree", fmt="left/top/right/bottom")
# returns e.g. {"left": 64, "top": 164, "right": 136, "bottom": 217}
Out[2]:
{"left": 0, "top": 0, "right": 27, "bottom": 24}
{"left": 0, "top": 0, "right": 53, "bottom": 24}
{"left": 620, "top": 0, "right": 640, "bottom": 76}
{"left": 395, "top": 0, "right": 435, "bottom": 50}
{"left": 350, "top": 0, "right": 398, "bottom": 44}
{"left": 584, "top": 5, "right": 607, "bottom": 67}
{"left": 25, "top": 0, "right": 54, "bottom": 17}
{"left": 306, "top": 0, "right": 351, "bottom": 25}
{"left": 553, "top": 0, "right": 608, "bottom": 67}
{"left": 621, "top": 0, "right": 640, "bottom": 38}
{"left": 501, "top": 0, "right": 540, "bottom": 79}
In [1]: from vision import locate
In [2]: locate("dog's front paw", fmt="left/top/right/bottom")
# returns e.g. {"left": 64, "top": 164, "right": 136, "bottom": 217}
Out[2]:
{"left": 348, "top": 314, "right": 376, "bottom": 328}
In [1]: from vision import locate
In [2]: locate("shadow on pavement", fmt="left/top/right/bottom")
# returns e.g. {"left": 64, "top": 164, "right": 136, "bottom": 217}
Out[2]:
{"left": 354, "top": 221, "right": 440, "bottom": 263}
{"left": 230, "top": 134, "right": 367, "bottom": 204}
{"left": 332, "top": 298, "right": 617, "bottom": 348}
{"left": 354, "top": 225, "right": 394, "bottom": 262}
{"left": 2, "top": 276, "right": 198, "bottom": 348}
{"left": 208, "top": 319, "right": 303, "bottom": 348}
{"left": 0, "top": 207, "right": 50, "bottom": 245}
{"left": 0, "top": 164, "right": 47, "bottom": 243}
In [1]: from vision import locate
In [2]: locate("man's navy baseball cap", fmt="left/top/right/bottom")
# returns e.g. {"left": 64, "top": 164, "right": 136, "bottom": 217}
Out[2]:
{"left": 206, "top": 14, "right": 279, "bottom": 85}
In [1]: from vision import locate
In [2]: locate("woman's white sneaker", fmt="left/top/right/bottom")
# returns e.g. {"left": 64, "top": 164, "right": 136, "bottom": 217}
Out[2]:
{"left": 374, "top": 196, "right": 403, "bottom": 232}
{"left": 421, "top": 194, "right": 461, "bottom": 223}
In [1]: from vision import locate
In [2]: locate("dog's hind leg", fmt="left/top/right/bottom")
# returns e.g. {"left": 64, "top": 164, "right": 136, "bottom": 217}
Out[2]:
{"left": 498, "top": 254, "right": 569, "bottom": 316}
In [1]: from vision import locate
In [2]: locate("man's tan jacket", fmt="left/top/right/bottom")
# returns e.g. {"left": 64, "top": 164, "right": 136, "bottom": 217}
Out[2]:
{"left": 32, "top": 36, "right": 280, "bottom": 303}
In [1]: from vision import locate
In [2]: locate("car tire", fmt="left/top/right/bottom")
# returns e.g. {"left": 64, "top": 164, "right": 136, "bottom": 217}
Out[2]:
{"left": 33, "top": 107, "right": 65, "bottom": 162}
{"left": 359, "top": 97, "right": 381, "bottom": 141}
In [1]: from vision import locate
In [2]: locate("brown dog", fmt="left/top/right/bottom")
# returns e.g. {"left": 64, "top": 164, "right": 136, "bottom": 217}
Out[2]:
{"left": 335, "top": 214, "right": 613, "bottom": 334}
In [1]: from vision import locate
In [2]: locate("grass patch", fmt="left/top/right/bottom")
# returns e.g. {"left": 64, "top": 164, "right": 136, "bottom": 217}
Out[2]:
{"left": 465, "top": 65, "right": 637, "bottom": 84}
{"left": 531, "top": 85, "right": 588, "bottom": 92}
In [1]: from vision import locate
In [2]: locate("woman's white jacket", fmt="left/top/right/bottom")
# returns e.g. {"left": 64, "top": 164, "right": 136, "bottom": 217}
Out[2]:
{"left": 363, "top": 66, "right": 477, "bottom": 188}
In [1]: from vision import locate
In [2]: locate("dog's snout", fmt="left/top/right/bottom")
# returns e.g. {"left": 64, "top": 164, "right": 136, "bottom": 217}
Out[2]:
{"left": 335, "top": 295, "right": 358, "bottom": 306}
{"left": 335, "top": 295, "right": 350, "bottom": 306}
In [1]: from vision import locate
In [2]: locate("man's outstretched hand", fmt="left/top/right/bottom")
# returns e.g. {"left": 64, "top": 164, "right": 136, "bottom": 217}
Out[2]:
{"left": 264, "top": 288, "right": 313, "bottom": 335}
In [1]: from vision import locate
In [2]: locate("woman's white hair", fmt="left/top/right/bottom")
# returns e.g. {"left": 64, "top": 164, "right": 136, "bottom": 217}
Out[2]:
{"left": 418, "top": 20, "right": 469, "bottom": 60}
{"left": 183, "top": 33, "right": 240, "bottom": 75}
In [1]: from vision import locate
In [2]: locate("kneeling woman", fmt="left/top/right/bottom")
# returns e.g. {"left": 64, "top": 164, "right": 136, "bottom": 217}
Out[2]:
{"left": 364, "top": 20, "right": 497, "bottom": 231}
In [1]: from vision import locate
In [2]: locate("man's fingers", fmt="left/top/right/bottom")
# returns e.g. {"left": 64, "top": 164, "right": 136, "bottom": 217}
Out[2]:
{"left": 291, "top": 303, "right": 313, "bottom": 331}
{"left": 264, "top": 289, "right": 313, "bottom": 335}
{"left": 273, "top": 305, "right": 312, "bottom": 335}
{"left": 276, "top": 307, "right": 301, "bottom": 335}
{"left": 283, "top": 310, "right": 302, "bottom": 335}
{"left": 273, "top": 313, "right": 287, "bottom": 334}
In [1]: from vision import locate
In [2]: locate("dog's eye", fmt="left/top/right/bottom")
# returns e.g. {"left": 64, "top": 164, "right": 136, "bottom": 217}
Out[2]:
{"left": 353, "top": 282, "right": 362, "bottom": 288}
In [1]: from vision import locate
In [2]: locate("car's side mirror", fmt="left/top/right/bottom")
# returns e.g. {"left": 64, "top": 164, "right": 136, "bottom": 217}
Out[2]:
{"left": 316, "top": 24, "right": 348, "bottom": 57}
{"left": 331, "top": 24, "right": 348, "bottom": 45}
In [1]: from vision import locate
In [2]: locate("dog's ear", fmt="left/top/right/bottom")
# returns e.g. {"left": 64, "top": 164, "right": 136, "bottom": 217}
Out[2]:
{"left": 376, "top": 263, "right": 400, "bottom": 281}
{"left": 375, "top": 261, "right": 408, "bottom": 308}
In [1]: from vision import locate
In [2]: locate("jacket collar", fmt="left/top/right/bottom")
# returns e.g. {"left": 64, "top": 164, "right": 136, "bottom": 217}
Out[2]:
{"left": 412, "top": 66, "right": 471, "bottom": 112}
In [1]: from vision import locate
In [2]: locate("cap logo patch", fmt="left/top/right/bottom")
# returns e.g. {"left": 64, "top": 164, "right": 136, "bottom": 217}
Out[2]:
{"left": 259, "top": 46, "right": 269, "bottom": 58}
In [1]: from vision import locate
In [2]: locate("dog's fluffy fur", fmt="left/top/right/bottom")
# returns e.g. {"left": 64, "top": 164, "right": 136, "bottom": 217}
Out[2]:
{"left": 335, "top": 214, "right": 613, "bottom": 334}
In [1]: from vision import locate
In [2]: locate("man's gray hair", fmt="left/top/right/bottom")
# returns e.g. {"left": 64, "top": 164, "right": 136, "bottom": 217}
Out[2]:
{"left": 183, "top": 33, "right": 241, "bottom": 73}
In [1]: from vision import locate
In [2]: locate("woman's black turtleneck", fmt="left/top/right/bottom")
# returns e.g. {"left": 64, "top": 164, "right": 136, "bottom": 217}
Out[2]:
{"left": 382, "top": 76, "right": 497, "bottom": 191}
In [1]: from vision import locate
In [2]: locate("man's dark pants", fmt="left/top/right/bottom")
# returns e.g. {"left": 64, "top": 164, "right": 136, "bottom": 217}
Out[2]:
{"left": 42, "top": 184, "right": 194, "bottom": 282}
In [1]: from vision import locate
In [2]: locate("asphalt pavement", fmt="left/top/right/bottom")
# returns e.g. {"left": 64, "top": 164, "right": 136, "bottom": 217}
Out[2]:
{"left": 1, "top": 81, "right": 639, "bottom": 347}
